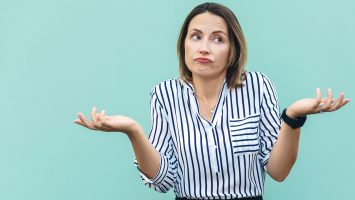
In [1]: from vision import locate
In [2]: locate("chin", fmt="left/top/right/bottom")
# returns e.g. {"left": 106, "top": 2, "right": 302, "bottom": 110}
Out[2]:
{"left": 192, "top": 72, "right": 222, "bottom": 80}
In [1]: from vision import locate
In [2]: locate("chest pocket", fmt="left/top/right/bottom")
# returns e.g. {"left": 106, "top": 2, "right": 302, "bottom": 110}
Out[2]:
{"left": 229, "top": 113, "right": 260, "bottom": 155}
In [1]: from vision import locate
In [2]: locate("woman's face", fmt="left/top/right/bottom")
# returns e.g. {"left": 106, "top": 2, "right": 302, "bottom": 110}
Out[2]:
{"left": 184, "top": 12, "right": 230, "bottom": 81}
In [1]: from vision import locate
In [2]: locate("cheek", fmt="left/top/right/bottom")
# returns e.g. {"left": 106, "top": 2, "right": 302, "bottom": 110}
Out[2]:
{"left": 184, "top": 46, "right": 189, "bottom": 58}
{"left": 185, "top": 40, "right": 199, "bottom": 56}
{"left": 184, "top": 41, "right": 195, "bottom": 64}
{"left": 184, "top": 42, "right": 191, "bottom": 67}
{"left": 217, "top": 46, "right": 230, "bottom": 63}
{"left": 184, "top": 41, "right": 191, "bottom": 56}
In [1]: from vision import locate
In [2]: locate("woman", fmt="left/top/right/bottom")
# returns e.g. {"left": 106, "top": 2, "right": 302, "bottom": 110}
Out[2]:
{"left": 73, "top": 2, "right": 349, "bottom": 200}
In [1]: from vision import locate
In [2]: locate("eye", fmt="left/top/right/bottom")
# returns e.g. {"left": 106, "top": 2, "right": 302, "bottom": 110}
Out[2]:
{"left": 191, "top": 34, "right": 200, "bottom": 40}
{"left": 214, "top": 36, "right": 223, "bottom": 43}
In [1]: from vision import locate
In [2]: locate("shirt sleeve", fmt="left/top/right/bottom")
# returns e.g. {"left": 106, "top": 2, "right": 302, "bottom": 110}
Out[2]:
{"left": 258, "top": 74, "right": 281, "bottom": 170}
{"left": 133, "top": 86, "right": 177, "bottom": 193}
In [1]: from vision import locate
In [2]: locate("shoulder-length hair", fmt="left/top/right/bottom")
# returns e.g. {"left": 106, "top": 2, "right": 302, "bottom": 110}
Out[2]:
{"left": 177, "top": 2, "right": 247, "bottom": 88}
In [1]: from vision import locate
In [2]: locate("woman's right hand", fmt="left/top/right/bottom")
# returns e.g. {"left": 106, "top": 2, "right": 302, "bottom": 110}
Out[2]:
{"left": 73, "top": 107, "right": 140, "bottom": 135}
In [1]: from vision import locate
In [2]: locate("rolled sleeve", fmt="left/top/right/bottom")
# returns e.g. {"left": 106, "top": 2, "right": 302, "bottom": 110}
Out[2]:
{"left": 133, "top": 86, "right": 176, "bottom": 193}
{"left": 258, "top": 74, "right": 281, "bottom": 170}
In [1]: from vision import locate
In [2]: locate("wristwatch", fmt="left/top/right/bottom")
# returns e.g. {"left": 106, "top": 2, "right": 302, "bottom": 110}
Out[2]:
{"left": 281, "top": 108, "right": 307, "bottom": 129}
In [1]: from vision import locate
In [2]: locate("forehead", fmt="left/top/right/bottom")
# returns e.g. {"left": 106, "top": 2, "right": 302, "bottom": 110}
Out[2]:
{"left": 188, "top": 12, "right": 228, "bottom": 33}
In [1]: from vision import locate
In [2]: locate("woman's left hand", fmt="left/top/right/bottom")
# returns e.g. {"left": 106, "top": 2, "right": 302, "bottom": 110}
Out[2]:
{"left": 286, "top": 88, "right": 350, "bottom": 118}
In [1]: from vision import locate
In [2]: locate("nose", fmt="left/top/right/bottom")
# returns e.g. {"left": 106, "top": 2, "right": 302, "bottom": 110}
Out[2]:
{"left": 199, "top": 38, "right": 210, "bottom": 54}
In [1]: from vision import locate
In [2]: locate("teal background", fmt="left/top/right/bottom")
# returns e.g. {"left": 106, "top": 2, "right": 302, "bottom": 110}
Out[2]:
{"left": 1, "top": 0, "right": 354, "bottom": 199}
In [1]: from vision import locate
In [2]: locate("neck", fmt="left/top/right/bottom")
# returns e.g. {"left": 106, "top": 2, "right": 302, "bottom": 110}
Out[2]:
{"left": 192, "top": 75, "right": 225, "bottom": 102}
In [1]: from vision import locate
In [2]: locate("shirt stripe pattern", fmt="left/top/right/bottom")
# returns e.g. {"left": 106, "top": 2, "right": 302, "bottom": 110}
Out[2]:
{"left": 134, "top": 72, "right": 281, "bottom": 199}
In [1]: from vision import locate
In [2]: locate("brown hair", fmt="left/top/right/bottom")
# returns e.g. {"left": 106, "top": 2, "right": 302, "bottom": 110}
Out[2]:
{"left": 177, "top": 2, "right": 247, "bottom": 88}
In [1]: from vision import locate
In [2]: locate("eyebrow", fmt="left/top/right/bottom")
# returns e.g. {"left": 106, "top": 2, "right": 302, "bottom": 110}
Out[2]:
{"left": 190, "top": 28, "right": 228, "bottom": 36}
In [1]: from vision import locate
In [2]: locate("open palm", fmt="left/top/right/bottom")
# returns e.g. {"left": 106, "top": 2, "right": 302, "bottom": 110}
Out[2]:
{"left": 73, "top": 107, "right": 139, "bottom": 134}
{"left": 287, "top": 88, "right": 350, "bottom": 118}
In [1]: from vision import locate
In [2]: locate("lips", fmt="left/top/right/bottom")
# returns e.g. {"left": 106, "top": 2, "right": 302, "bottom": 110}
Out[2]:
{"left": 194, "top": 57, "right": 212, "bottom": 63}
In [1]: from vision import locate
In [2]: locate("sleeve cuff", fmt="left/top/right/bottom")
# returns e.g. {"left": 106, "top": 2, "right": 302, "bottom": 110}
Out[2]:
{"left": 262, "top": 153, "right": 270, "bottom": 172}
{"left": 135, "top": 155, "right": 169, "bottom": 185}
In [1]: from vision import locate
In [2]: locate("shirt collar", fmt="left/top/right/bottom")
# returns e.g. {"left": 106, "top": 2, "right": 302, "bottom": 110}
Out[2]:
{"left": 179, "top": 78, "right": 228, "bottom": 126}
{"left": 179, "top": 78, "right": 227, "bottom": 95}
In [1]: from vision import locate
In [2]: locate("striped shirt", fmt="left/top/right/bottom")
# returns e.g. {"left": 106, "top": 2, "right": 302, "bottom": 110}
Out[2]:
{"left": 134, "top": 71, "right": 281, "bottom": 199}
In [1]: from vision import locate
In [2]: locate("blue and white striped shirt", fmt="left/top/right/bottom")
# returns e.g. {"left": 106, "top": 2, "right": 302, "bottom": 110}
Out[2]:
{"left": 134, "top": 71, "right": 281, "bottom": 199}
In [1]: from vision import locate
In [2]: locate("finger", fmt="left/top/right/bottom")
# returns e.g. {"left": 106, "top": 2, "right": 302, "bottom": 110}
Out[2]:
{"left": 98, "top": 110, "right": 106, "bottom": 125}
{"left": 312, "top": 88, "right": 322, "bottom": 112}
{"left": 93, "top": 118, "right": 102, "bottom": 129}
{"left": 313, "top": 88, "right": 322, "bottom": 110}
{"left": 92, "top": 110, "right": 107, "bottom": 131}
{"left": 330, "top": 93, "right": 344, "bottom": 111}
{"left": 337, "top": 97, "right": 350, "bottom": 109}
{"left": 320, "top": 88, "right": 332, "bottom": 111}
{"left": 316, "top": 97, "right": 326, "bottom": 113}
{"left": 73, "top": 118, "right": 83, "bottom": 125}
{"left": 316, "top": 88, "right": 322, "bottom": 102}
{"left": 324, "top": 88, "right": 333, "bottom": 108}
{"left": 93, "top": 111, "right": 103, "bottom": 130}
{"left": 74, "top": 120, "right": 91, "bottom": 128}
{"left": 73, "top": 112, "right": 86, "bottom": 126}
{"left": 91, "top": 107, "right": 98, "bottom": 124}
{"left": 77, "top": 113, "right": 95, "bottom": 129}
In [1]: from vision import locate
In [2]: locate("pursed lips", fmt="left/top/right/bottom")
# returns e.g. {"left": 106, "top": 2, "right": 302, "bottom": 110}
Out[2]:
{"left": 194, "top": 57, "right": 213, "bottom": 63}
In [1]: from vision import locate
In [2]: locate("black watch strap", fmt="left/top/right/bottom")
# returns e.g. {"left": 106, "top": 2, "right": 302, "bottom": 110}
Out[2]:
{"left": 281, "top": 108, "right": 307, "bottom": 129}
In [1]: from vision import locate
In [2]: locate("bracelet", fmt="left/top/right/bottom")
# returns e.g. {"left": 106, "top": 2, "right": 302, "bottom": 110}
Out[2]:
{"left": 281, "top": 108, "right": 307, "bottom": 129}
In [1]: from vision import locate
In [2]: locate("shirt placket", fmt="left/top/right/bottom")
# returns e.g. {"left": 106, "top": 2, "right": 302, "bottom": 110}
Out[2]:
{"left": 183, "top": 80, "right": 226, "bottom": 174}
{"left": 200, "top": 120, "right": 219, "bottom": 173}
